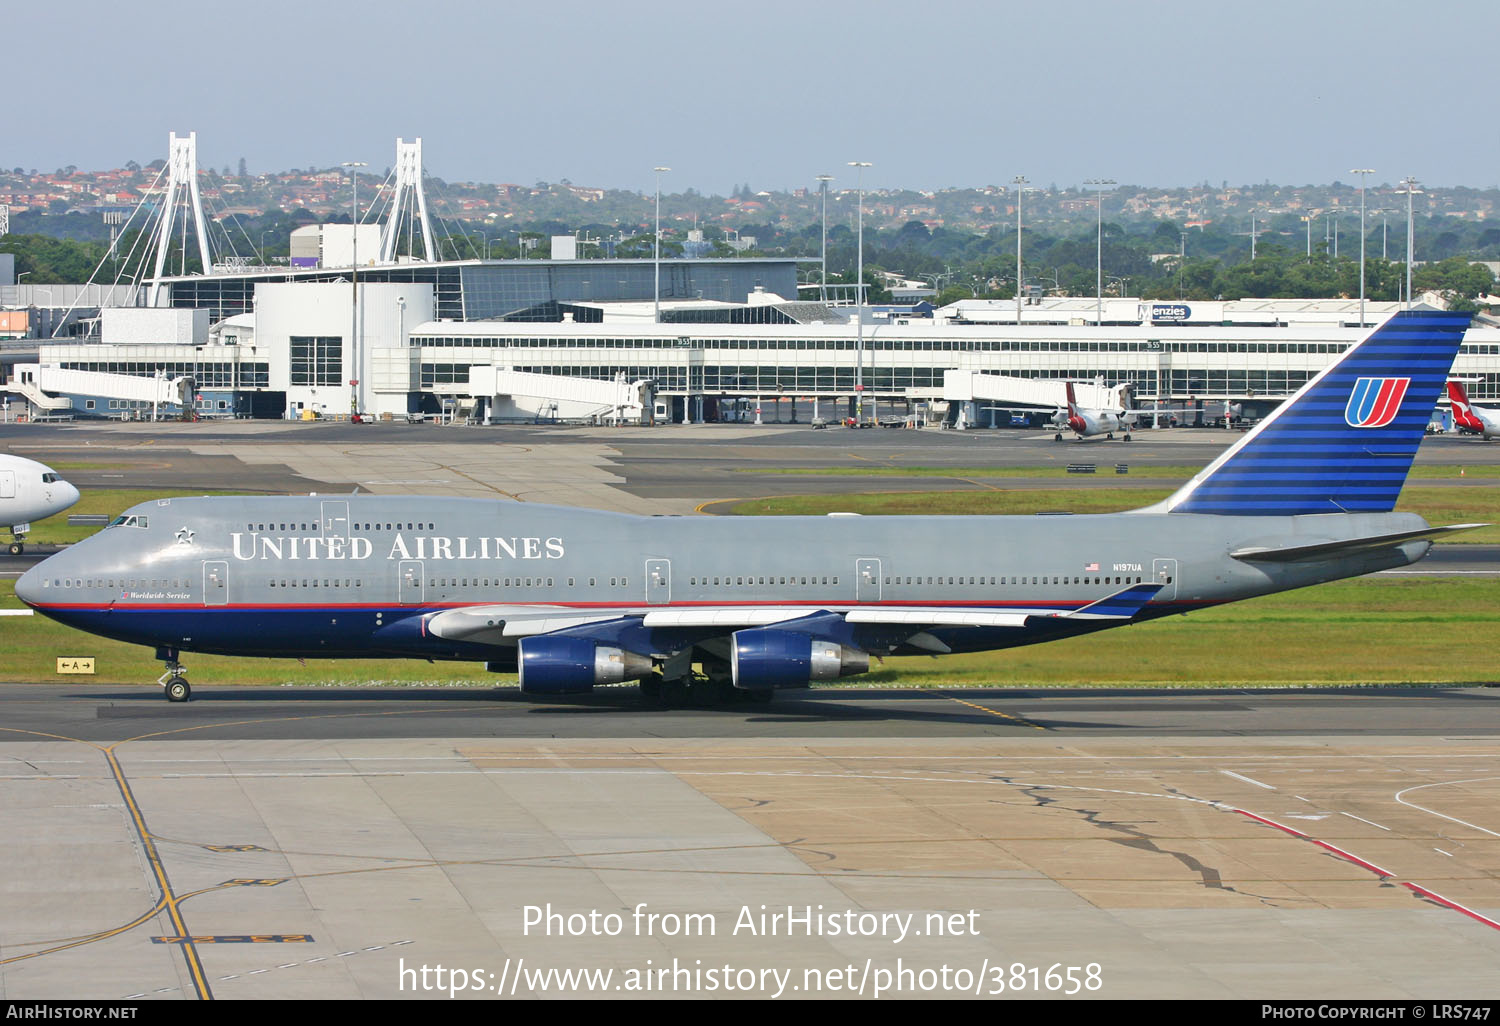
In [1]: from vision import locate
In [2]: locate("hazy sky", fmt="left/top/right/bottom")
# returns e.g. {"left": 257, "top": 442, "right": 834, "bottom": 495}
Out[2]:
{"left": 11, "top": 0, "right": 1496, "bottom": 194}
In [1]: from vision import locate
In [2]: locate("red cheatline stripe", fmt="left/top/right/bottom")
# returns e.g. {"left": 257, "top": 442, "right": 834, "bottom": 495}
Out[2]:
{"left": 29, "top": 597, "right": 1221, "bottom": 614}
{"left": 1236, "top": 809, "right": 1500, "bottom": 932}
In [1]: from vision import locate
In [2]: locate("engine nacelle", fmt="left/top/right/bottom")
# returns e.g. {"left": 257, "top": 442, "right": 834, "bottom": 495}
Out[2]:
{"left": 518, "top": 635, "right": 653, "bottom": 694}
{"left": 730, "top": 629, "right": 870, "bottom": 690}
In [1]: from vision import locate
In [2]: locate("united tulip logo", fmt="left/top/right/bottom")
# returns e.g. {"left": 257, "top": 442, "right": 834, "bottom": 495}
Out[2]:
{"left": 1344, "top": 377, "right": 1410, "bottom": 428}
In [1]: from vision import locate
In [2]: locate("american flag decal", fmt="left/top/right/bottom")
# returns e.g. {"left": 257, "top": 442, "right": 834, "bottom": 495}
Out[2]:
{"left": 1083, "top": 562, "right": 1099, "bottom": 572}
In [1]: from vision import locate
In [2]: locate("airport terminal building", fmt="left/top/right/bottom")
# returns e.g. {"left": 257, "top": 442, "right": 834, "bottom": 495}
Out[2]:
{"left": 9, "top": 257, "right": 1500, "bottom": 423}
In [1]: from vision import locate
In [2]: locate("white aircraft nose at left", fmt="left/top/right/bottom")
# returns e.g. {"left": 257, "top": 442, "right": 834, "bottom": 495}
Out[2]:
{"left": 1, "top": 453, "right": 82, "bottom": 554}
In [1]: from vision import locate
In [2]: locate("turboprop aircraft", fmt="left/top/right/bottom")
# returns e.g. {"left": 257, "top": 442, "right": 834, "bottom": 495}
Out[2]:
{"left": 1447, "top": 380, "right": 1500, "bottom": 439}
{"left": 15, "top": 311, "right": 1479, "bottom": 704}
{"left": 1051, "top": 381, "right": 1138, "bottom": 441}
{"left": 0, "top": 453, "right": 80, "bottom": 554}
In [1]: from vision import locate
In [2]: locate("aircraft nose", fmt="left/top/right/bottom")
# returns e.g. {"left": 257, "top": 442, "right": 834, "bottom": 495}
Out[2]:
{"left": 58, "top": 480, "right": 80, "bottom": 510}
{"left": 15, "top": 562, "right": 44, "bottom": 607}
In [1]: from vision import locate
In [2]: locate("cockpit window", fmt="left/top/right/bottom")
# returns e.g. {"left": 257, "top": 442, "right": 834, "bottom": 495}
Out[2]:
{"left": 107, "top": 515, "right": 149, "bottom": 529}
{"left": 41, "top": 473, "right": 59, "bottom": 483}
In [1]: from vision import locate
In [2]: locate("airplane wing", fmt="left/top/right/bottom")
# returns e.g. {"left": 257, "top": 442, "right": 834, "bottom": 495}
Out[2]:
{"left": 423, "top": 583, "right": 1165, "bottom": 645}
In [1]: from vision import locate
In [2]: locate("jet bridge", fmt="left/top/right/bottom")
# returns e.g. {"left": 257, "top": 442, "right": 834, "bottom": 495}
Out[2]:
{"left": 5, "top": 363, "right": 190, "bottom": 418}
{"left": 943, "top": 371, "right": 1132, "bottom": 429}
{"left": 467, "top": 367, "right": 653, "bottom": 424}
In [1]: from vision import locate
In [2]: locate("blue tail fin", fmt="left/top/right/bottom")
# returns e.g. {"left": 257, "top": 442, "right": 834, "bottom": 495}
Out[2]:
{"left": 1157, "top": 310, "right": 1471, "bottom": 516}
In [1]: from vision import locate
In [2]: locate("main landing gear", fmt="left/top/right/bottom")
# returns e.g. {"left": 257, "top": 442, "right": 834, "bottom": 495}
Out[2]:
{"left": 156, "top": 648, "right": 191, "bottom": 702}
{"left": 639, "top": 660, "right": 774, "bottom": 709}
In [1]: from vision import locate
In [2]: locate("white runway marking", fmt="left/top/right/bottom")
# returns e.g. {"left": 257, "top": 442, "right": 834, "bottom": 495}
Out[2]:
{"left": 1220, "top": 769, "right": 1276, "bottom": 790}
{"left": 1394, "top": 776, "right": 1500, "bottom": 838}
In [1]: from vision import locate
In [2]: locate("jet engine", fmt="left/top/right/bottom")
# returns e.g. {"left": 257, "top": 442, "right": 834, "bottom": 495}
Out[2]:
{"left": 730, "top": 629, "right": 870, "bottom": 690}
{"left": 518, "top": 635, "right": 654, "bottom": 694}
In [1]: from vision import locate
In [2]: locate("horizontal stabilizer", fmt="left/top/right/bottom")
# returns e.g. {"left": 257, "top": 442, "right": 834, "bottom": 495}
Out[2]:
{"left": 1053, "top": 582, "right": 1165, "bottom": 619}
{"left": 1230, "top": 523, "right": 1488, "bottom": 563}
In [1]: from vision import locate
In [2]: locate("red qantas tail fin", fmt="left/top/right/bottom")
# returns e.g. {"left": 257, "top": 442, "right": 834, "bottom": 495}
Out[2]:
{"left": 1448, "top": 381, "right": 1484, "bottom": 431}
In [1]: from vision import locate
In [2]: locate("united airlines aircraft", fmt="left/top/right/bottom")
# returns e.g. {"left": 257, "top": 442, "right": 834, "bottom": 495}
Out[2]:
{"left": 15, "top": 311, "right": 1478, "bottom": 704}
{"left": 1, "top": 453, "right": 80, "bottom": 554}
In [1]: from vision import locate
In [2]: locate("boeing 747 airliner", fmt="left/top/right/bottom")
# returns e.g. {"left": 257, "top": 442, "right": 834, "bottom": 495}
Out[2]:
{"left": 16, "top": 311, "right": 1478, "bottom": 704}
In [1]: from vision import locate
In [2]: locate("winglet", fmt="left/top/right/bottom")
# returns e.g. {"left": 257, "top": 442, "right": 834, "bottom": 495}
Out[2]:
{"left": 1054, "top": 582, "right": 1164, "bottom": 620}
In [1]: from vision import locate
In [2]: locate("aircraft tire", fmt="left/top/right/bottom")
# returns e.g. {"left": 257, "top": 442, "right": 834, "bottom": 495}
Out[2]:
{"left": 8, "top": 542, "right": 21, "bottom": 555}
{"left": 1054, "top": 433, "right": 1062, "bottom": 441}
{"left": 1124, "top": 433, "right": 1132, "bottom": 441}
{"left": 165, "top": 677, "right": 191, "bottom": 703}
{"left": 698, "top": 677, "right": 736, "bottom": 707}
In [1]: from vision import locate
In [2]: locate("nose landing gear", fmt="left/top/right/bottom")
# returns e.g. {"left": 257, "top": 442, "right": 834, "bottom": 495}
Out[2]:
{"left": 156, "top": 648, "right": 191, "bottom": 702}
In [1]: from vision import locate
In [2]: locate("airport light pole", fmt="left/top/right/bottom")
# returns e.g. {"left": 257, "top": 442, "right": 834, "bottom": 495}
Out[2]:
{"left": 1085, "top": 178, "right": 1115, "bottom": 324}
{"left": 1013, "top": 175, "right": 1028, "bottom": 324}
{"left": 653, "top": 166, "right": 670, "bottom": 323}
{"left": 342, "top": 160, "right": 367, "bottom": 417}
{"left": 849, "top": 161, "right": 871, "bottom": 422}
{"left": 1399, "top": 176, "right": 1421, "bottom": 309}
{"left": 1350, "top": 169, "right": 1374, "bottom": 326}
{"left": 816, "top": 173, "right": 834, "bottom": 303}
{"left": 1178, "top": 231, "right": 1187, "bottom": 299}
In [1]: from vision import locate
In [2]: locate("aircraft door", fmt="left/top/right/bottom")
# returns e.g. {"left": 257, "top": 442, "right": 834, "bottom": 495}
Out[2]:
{"left": 399, "top": 560, "right": 425, "bottom": 605}
{"left": 0, "top": 471, "right": 13, "bottom": 499}
{"left": 320, "top": 501, "right": 350, "bottom": 540}
{"left": 203, "top": 560, "right": 228, "bottom": 606}
{"left": 645, "top": 558, "right": 671, "bottom": 605}
{"left": 856, "top": 558, "right": 881, "bottom": 603}
{"left": 1153, "top": 558, "right": 1178, "bottom": 601}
